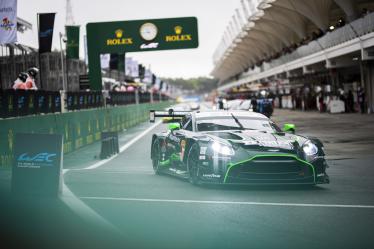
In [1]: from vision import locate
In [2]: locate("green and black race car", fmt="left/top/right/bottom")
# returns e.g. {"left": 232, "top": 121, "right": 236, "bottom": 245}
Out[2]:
{"left": 150, "top": 109, "right": 329, "bottom": 185}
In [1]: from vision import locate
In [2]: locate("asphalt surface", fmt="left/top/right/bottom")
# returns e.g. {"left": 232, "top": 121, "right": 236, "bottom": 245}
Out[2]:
{"left": 62, "top": 107, "right": 374, "bottom": 249}
{"left": 2, "top": 106, "right": 374, "bottom": 249}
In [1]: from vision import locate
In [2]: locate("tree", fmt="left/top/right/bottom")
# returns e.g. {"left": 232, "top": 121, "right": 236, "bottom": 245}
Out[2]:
{"left": 161, "top": 77, "right": 218, "bottom": 94}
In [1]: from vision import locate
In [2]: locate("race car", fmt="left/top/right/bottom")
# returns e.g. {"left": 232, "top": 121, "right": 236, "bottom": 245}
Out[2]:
{"left": 150, "top": 109, "right": 329, "bottom": 185}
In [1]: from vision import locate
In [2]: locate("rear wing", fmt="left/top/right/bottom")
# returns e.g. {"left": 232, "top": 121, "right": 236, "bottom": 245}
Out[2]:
{"left": 149, "top": 109, "right": 190, "bottom": 123}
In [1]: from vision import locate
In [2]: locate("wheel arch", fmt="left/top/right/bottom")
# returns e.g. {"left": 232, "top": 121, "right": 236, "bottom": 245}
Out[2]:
{"left": 151, "top": 134, "right": 167, "bottom": 159}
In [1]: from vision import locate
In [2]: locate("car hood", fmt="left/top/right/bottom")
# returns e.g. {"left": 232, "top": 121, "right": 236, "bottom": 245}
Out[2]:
{"left": 202, "top": 130, "right": 308, "bottom": 153}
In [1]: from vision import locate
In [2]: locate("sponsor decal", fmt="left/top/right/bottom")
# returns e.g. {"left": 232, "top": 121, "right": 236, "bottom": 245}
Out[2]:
{"left": 180, "top": 140, "right": 186, "bottom": 160}
{"left": 243, "top": 141, "right": 258, "bottom": 145}
{"left": 1, "top": 17, "right": 15, "bottom": 31}
{"left": 39, "top": 28, "right": 53, "bottom": 38}
{"left": 212, "top": 156, "right": 231, "bottom": 160}
{"left": 200, "top": 146, "right": 207, "bottom": 155}
{"left": 106, "top": 29, "right": 133, "bottom": 46}
{"left": 259, "top": 140, "right": 292, "bottom": 149}
{"left": 202, "top": 174, "right": 221, "bottom": 178}
{"left": 17, "top": 152, "right": 57, "bottom": 168}
{"left": 140, "top": 42, "right": 159, "bottom": 49}
{"left": 169, "top": 168, "right": 185, "bottom": 175}
{"left": 165, "top": 25, "right": 192, "bottom": 42}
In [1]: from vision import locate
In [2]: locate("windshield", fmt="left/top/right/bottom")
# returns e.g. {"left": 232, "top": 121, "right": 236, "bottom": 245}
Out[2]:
{"left": 196, "top": 117, "right": 281, "bottom": 132}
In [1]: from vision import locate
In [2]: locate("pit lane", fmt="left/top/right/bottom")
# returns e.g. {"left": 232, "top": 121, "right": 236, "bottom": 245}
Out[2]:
{"left": 62, "top": 107, "right": 374, "bottom": 249}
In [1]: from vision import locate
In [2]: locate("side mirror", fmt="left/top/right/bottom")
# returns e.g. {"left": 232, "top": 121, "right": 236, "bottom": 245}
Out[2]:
{"left": 283, "top": 123, "right": 296, "bottom": 134}
{"left": 150, "top": 110, "right": 155, "bottom": 123}
{"left": 168, "top": 123, "right": 181, "bottom": 131}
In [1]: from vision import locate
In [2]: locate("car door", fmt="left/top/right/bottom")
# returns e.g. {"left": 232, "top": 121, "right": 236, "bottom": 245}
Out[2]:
{"left": 166, "top": 115, "right": 192, "bottom": 170}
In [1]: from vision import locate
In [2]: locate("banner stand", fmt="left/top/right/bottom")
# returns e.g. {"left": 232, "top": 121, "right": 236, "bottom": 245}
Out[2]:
{"left": 11, "top": 133, "right": 63, "bottom": 198}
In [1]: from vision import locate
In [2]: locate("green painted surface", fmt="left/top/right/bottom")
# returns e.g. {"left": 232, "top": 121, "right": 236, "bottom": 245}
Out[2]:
{"left": 159, "top": 153, "right": 180, "bottom": 167}
{"left": 0, "top": 102, "right": 171, "bottom": 168}
{"left": 223, "top": 154, "right": 316, "bottom": 183}
{"left": 283, "top": 123, "right": 296, "bottom": 132}
{"left": 168, "top": 122, "right": 180, "bottom": 131}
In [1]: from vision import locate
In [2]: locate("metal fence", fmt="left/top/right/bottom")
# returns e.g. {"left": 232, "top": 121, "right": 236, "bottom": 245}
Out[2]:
{"left": 1, "top": 89, "right": 170, "bottom": 119}
{"left": 0, "top": 89, "right": 61, "bottom": 118}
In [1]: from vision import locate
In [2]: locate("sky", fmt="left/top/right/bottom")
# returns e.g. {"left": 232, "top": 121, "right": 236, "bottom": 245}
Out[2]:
{"left": 17, "top": 0, "right": 241, "bottom": 79}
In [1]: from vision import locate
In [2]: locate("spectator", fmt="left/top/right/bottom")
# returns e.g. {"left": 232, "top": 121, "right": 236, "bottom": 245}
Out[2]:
{"left": 346, "top": 90, "right": 354, "bottom": 113}
{"left": 357, "top": 87, "right": 366, "bottom": 114}
{"left": 318, "top": 92, "right": 324, "bottom": 112}
{"left": 250, "top": 95, "right": 257, "bottom": 112}
{"left": 26, "top": 67, "right": 39, "bottom": 90}
{"left": 12, "top": 72, "right": 28, "bottom": 90}
{"left": 338, "top": 88, "right": 347, "bottom": 112}
{"left": 217, "top": 97, "right": 224, "bottom": 110}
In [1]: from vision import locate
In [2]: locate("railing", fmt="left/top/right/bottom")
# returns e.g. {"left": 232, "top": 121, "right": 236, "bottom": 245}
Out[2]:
{"left": 1, "top": 89, "right": 171, "bottom": 118}
{"left": 66, "top": 91, "right": 103, "bottom": 111}
{"left": 0, "top": 89, "right": 61, "bottom": 118}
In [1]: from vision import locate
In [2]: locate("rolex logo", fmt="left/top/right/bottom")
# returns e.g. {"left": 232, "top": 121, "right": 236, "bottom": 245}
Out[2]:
{"left": 115, "top": 29, "right": 123, "bottom": 38}
{"left": 174, "top": 26, "right": 182, "bottom": 35}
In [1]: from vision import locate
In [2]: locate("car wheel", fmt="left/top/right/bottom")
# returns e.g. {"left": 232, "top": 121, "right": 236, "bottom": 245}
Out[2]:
{"left": 152, "top": 141, "right": 162, "bottom": 175}
{"left": 187, "top": 143, "right": 201, "bottom": 185}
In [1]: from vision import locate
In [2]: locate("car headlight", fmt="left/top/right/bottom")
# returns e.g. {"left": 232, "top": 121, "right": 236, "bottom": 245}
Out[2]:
{"left": 211, "top": 142, "right": 234, "bottom": 156}
{"left": 302, "top": 141, "right": 318, "bottom": 156}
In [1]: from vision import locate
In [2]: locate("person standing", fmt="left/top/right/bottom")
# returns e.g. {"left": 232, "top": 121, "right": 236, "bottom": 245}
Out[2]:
{"left": 12, "top": 72, "right": 29, "bottom": 90}
{"left": 357, "top": 87, "right": 366, "bottom": 114}
{"left": 25, "top": 67, "right": 39, "bottom": 90}
{"left": 347, "top": 90, "right": 354, "bottom": 113}
{"left": 217, "top": 97, "right": 224, "bottom": 110}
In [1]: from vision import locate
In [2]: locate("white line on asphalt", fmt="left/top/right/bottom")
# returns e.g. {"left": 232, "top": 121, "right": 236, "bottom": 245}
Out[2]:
{"left": 79, "top": 196, "right": 374, "bottom": 209}
{"left": 83, "top": 120, "right": 162, "bottom": 170}
{"left": 68, "top": 170, "right": 154, "bottom": 175}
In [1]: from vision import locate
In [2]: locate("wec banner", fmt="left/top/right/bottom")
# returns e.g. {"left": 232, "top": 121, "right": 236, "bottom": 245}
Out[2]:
{"left": 0, "top": 0, "right": 17, "bottom": 44}
{"left": 38, "top": 13, "right": 56, "bottom": 53}
{"left": 12, "top": 133, "right": 63, "bottom": 197}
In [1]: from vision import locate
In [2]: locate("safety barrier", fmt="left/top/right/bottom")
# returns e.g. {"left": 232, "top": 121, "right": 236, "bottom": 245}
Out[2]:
{"left": 0, "top": 89, "right": 61, "bottom": 118}
{"left": 0, "top": 101, "right": 172, "bottom": 168}
{"left": 0, "top": 89, "right": 170, "bottom": 118}
{"left": 66, "top": 91, "right": 103, "bottom": 110}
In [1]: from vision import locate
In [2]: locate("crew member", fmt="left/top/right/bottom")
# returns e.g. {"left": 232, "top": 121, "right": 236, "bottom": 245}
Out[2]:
{"left": 358, "top": 87, "right": 365, "bottom": 114}
{"left": 218, "top": 97, "right": 224, "bottom": 110}
{"left": 12, "top": 72, "right": 29, "bottom": 90}
{"left": 25, "top": 67, "right": 39, "bottom": 90}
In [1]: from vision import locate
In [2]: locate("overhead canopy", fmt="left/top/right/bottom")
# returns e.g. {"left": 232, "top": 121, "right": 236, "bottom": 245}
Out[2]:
{"left": 211, "top": 0, "right": 370, "bottom": 82}
{"left": 17, "top": 17, "right": 32, "bottom": 33}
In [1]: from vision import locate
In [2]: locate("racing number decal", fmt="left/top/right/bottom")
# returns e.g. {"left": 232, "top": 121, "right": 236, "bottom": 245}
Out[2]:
{"left": 180, "top": 140, "right": 186, "bottom": 160}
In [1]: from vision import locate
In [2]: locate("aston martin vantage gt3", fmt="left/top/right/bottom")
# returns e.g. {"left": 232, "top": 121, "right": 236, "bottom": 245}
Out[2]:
{"left": 150, "top": 109, "right": 329, "bottom": 185}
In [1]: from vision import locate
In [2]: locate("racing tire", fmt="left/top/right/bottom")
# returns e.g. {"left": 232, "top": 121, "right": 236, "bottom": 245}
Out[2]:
{"left": 187, "top": 143, "right": 201, "bottom": 185}
{"left": 152, "top": 141, "right": 162, "bottom": 175}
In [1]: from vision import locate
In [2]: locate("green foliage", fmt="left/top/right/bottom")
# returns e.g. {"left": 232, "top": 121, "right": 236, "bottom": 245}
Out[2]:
{"left": 162, "top": 77, "right": 218, "bottom": 93}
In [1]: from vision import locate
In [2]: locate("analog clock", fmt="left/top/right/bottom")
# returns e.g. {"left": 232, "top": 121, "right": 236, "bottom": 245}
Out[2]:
{"left": 139, "top": 23, "right": 158, "bottom": 41}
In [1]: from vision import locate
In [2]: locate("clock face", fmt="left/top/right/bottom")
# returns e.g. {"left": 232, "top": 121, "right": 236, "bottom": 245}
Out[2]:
{"left": 139, "top": 23, "right": 158, "bottom": 41}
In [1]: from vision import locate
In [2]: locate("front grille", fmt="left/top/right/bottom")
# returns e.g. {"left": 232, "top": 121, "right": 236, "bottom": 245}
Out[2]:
{"left": 225, "top": 156, "right": 315, "bottom": 184}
